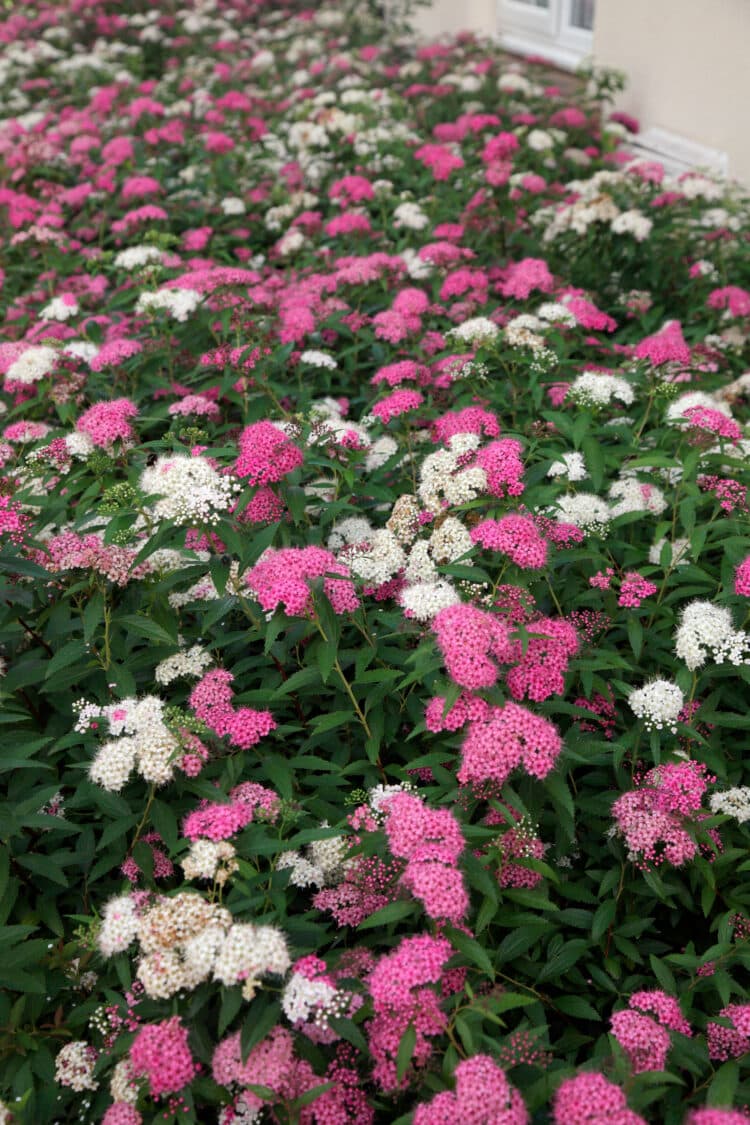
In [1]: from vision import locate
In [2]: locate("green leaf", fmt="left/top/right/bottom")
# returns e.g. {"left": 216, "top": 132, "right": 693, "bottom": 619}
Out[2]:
{"left": 555, "top": 994, "right": 601, "bottom": 1020}
{"left": 707, "top": 1060, "right": 739, "bottom": 1107}
{"left": 447, "top": 927, "right": 495, "bottom": 977}
{"left": 396, "top": 1023, "right": 416, "bottom": 1083}
{"left": 357, "top": 900, "right": 419, "bottom": 930}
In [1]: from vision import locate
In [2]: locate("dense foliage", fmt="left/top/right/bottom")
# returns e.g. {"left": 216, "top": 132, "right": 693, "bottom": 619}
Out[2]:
{"left": 1, "top": 2, "right": 750, "bottom": 1123}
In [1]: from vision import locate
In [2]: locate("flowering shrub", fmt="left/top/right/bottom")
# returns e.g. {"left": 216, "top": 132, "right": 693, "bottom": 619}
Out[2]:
{"left": 1, "top": 2, "right": 750, "bottom": 1123}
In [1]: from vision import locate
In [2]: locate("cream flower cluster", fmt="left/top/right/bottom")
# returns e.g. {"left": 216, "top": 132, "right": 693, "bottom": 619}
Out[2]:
{"left": 154, "top": 643, "right": 214, "bottom": 685}
{"left": 98, "top": 891, "right": 290, "bottom": 1001}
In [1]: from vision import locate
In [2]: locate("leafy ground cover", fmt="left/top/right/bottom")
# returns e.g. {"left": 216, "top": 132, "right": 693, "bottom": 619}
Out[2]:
{"left": 1, "top": 2, "right": 750, "bottom": 1122}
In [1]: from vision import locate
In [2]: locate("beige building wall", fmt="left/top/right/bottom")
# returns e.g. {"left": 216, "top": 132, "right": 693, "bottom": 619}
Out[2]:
{"left": 410, "top": 0, "right": 495, "bottom": 39}
{"left": 593, "top": 0, "right": 750, "bottom": 185}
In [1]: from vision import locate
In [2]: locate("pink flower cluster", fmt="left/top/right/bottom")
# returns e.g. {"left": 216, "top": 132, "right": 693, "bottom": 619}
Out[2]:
{"left": 234, "top": 420, "right": 304, "bottom": 485}
{"left": 432, "top": 406, "right": 501, "bottom": 444}
{"left": 734, "top": 555, "right": 750, "bottom": 595}
{"left": 683, "top": 405, "right": 742, "bottom": 443}
{"left": 459, "top": 702, "right": 563, "bottom": 791}
{"left": 129, "top": 1016, "right": 197, "bottom": 1098}
{"left": 610, "top": 988, "right": 691, "bottom": 1073}
{"left": 471, "top": 514, "right": 548, "bottom": 569}
{"left": 76, "top": 397, "right": 138, "bottom": 449}
{"left": 612, "top": 761, "right": 718, "bottom": 869}
{"left": 32, "top": 530, "right": 147, "bottom": 586}
{"left": 372, "top": 388, "right": 424, "bottom": 424}
{"left": 212, "top": 1027, "right": 318, "bottom": 1117}
{"left": 475, "top": 438, "right": 526, "bottom": 497}
{"left": 500, "top": 257, "right": 554, "bottom": 300}
{"left": 0, "top": 493, "right": 31, "bottom": 544}
{"left": 634, "top": 319, "right": 691, "bottom": 365}
{"left": 425, "top": 691, "right": 490, "bottom": 733}
{"left": 366, "top": 934, "right": 454, "bottom": 1090}
{"left": 414, "top": 1054, "right": 527, "bottom": 1124}
{"left": 617, "top": 572, "right": 658, "bottom": 608}
{"left": 182, "top": 781, "right": 280, "bottom": 842}
{"left": 189, "top": 668, "right": 276, "bottom": 750}
{"left": 552, "top": 1072, "right": 646, "bottom": 1125}
{"left": 706, "top": 285, "right": 750, "bottom": 318}
{"left": 414, "top": 143, "right": 465, "bottom": 180}
{"left": 383, "top": 791, "right": 468, "bottom": 924}
{"left": 506, "top": 617, "right": 579, "bottom": 703}
{"left": 707, "top": 1003, "right": 750, "bottom": 1061}
{"left": 432, "top": 603, "right": 515, "bottom": 689}
{"left": 245, "top": 545, "right": 359, "bottom": 616}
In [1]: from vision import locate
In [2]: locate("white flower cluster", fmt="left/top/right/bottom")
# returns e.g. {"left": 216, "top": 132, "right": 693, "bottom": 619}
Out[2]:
{"left": 674, "top": 601, "right": 750, "bottom": 670}
{"left": 611, "top": 210, "right": 653, "bottom": 241}
{"left": 505, "top": 313, "right": 547, "bottom": 352}
{"left": 709, "top": 787, "right": 750, "bottom": 823}
{"left": 136, "top": 286, "right": 202, "bottom": 321}
{"left": 113, "top": 244, "right": 163, "bottom": 270}
{"left": 338, "top": 527, "right": 406, "bottom": 587}
{"left": 182, "top": 840, "right": 238, "bottom": 884}
{"left": 628, "top": 679, "right": 684, "bottom": 731}
{"left": 109, "top": 1060, "right": 138, "bottom": 1106}
{"left": 5, "top": 344, "right": 58, "bottom": 385}
{"left": 419, "top": 432, "right": 487, "bottom": 513}
{"left": 300, "top": 349, "right": 337, "bottom": 369}
{"left": 393, "top": 200, "right": 429, "bottom": 230}
{"left": 553, "top": 492, "right": 611, "bottom": 535}
{"left": 39, "top": 295, "right": 78, "bottom": 321}
{"left": 54, "top": 1041, "right": 99, "bottom": 1092}
{"left": 87, "top": 695, "right": 181, "bottom": 790}
{"left": 168, "top": 562, "right": 242, "bottom": 610}
{"left": 154, "top": 643, "right": 213, "bottom": 685}
{"left": 140, "top": 454, "right": 237, "bottom": 525}
{"left": 220, "top": 196, "right": 246, "bottom": 215}
{"left": 666, "top": 390, "right": 733, "bottom": 424}
{"left": 446, "top": 316, "right": 500, "bottom": 346}
{"left": 548, "top": 451, "right": 588, "bottom": 481}
{"left": 277, "top": 830, "right": 348, "bottom": 890}
{"left": 710, "top": 787, "right": 750, "bottom": 823}
{"left": 649, "top": 537, "right": 690, "bottom": 568}
{"left": 98, "top": 891, "right": 290, "bottom": 1002}
{"left": 282, "top": 969, "right": 347, "bottom": 1028}
{"left": 63, "top": 339, "right": 99, "bottom": 365}
{"left": 608, "top": 477, "right": 667, "bottom": 518}
{"left": 537, "top": 301, "right": 577, "bottom": 327}
{"left": 568, "top": 372, "right": 634, "bottom": 408}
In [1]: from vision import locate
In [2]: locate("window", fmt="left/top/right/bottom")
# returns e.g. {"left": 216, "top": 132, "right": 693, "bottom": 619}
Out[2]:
{"left": 498, "top": 0, "right": 595, "bottom": 70}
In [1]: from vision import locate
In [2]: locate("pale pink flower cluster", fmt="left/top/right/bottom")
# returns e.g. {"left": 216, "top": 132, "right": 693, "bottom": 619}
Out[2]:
{"left": 32, "top": 530, "right": 148, "bottom": 586}
{"left": 612, "top": 761, "right": 718, "bottom": 869}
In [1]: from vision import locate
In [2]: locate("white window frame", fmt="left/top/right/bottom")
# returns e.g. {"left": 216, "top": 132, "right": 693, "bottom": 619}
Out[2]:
{"left": 497, "top": 0, "right": 594, "bottom": 71}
